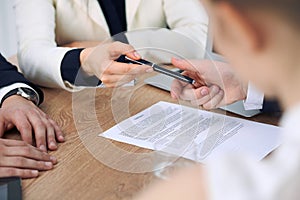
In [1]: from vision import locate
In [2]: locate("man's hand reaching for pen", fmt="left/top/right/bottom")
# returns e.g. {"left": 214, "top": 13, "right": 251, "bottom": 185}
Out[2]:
{"left": 170, "top": 58, "right": 247, "bottom": 109}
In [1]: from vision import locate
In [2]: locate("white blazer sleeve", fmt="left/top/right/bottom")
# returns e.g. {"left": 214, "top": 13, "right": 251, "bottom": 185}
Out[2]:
{"left": 163, "top": 0, "right": 208, "bottom": 49}
{"left": 126, "top": 0, "right": 208, "bottom": 63}
{"left": 13, "top": 0, "right": 75, "bottom": 91}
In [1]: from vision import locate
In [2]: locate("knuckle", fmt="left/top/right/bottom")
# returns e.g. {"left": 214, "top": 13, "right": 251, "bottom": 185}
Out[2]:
{"left": 42, "top": 153, "right": 50, "bottom": 160}
{"left": 21, "top": 146, "right": 32, "bottom": 155}
{"left": 15, "top": 157, "right": 26, "bottom": 166}
{"left": 20, "top": 140, "right": 27, "bottom": 146}
{"left": 28, "top": 109, "right": 38, "bottom": 116}
{"left": 19, "top": 123, "right": 31, "bottom": 132}
{"left": 203, "top": 103, "right": 213, "bottom": 110}
{"left": 123, "top": 66, "right": 132, "bottom": 74}
{"left": 43, "top": 120, "right": 52, "bottom": 128}
{"left": 6, "top": 168, "right": 17, "bottom": 176}
{"left": 37, "top": 161, "right": 46, "bottom": 169}
{"left": 14, "top": 109, "right": 25, "bottom": 116}
{"left": 109, "top": 42, "right": 121, "bottom": 54}
{"left": 105, "top": 83, "right": 116, "bottom": 88}
{"left": 40, "top": 111, "right": 48, "bottom": 118}
{"left": 35, "top": 123, "right": 47, "bottom": 132}
{"left": 104, "top": 67, "right": 114, "bottom": 75}
{"left": 101, "top": 76, "right": 111, "bottom": 84}
{"left": 22, "top": 170, "right": 32, "bottom": 177}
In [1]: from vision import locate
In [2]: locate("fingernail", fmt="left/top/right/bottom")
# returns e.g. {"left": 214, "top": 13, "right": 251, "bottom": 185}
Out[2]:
{"left": 134, "top": 52, "right": 140, "bottom": 58}
{"left": 31, "top": 170, "right": 39, "bottom": 176}
{"left": 200, "top": 89, "right": 209, "bottom": 96}
{"left": 50, "top": 141, "right": 57, "bottom": 148}
{"left": 39, "top": 145, "right": 46, "bottom": 152}
{"left": 146, "top": 68, "right": 153, "bottom": 73}
{"left": 45, "top": 162, "right": 53, "bottom": 167}
{"left": 50, "top": 156, "right": 57, "bottom": 163}
{"left": 58, "top": 135, "right": 65, "bottom": 142}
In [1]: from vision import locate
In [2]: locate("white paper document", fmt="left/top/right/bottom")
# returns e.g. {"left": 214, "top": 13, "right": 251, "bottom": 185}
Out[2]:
{"left": 100, "top": 101, "right": 282, "bottom": 162}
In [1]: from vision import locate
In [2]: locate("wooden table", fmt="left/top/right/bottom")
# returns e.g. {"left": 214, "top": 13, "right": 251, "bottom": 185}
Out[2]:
{"left": 14, "top": 73, "right": 279, "bottom": 200}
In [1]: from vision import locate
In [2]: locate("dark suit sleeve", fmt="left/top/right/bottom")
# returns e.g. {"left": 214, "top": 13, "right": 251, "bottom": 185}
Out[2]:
{"left": 261, "top": 100, "right": 281, "bottom": 113}
{"left": 0, "top": 54, "right": 44, "bottom": 104}
{"left": 60, "top": 49, "right": 101, "bottom": 86}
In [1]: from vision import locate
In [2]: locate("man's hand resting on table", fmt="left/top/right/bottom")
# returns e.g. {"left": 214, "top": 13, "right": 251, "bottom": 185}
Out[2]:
{"left": 0, "top": 95, "right": 64, "bottom": 151}
{"left": 0, "top": 138, "right": 57, "bottom": 178}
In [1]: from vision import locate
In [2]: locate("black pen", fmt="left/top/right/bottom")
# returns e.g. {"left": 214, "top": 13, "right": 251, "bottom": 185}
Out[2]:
{"left": 124, "top": 56, "right": 195, "bottom": 84}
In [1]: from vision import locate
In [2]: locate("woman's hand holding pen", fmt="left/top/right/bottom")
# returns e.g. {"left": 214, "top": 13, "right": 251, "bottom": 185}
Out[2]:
{"left": 80, "top": 41, "right": 153, "bottom": 87}
{"left": 170, "top": 58, "right": 247, "bottom": 110}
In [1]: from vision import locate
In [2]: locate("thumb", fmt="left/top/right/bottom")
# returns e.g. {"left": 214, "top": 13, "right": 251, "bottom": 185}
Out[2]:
{"left": 109, "top": 41, "right": 141, "bottom": 60}
{"left": 172, "top": 58, "right": 215, "bottom": 77}
{"left": 171, "top": 58, "right": 203, "bottom": 74}
{"left": 171, "top": 57, "right": 192, "bottom": 71}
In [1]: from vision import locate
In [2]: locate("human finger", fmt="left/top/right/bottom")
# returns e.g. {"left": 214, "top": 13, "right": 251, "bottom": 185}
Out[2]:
{"left": 37, "top": 110, "right": 64, "bottom": 144}
{"left": 3, "top": 145, "right": 56, "bottom": 163}
{"left": 171, "top": 57, "right": 203, "bottom": 73}
{"left": 181, "top": 71, "right": 206, "bottom": 86}
{"left": 0, "top": 156, "right": 53, "bottom": 171}
{"left": 0, "top": 167, "right": 39, "bottom": 178}
{"left": 190, "top": 85, "right": 220, "bottom": 106}
{"left": 10, "top": 112, "right": 33, "bottom": 145}
{"left": 170, "top": 79, "right": 189, "bottom": 99}
{"left": 43, "top": 119, "right": 58, "bottom": 151}
{"left": 203, "top": 90, "right": 225, "bottom": 110}
{"left": 26, "top": 112, "right": 48, "bottom": 152}
{"left": 179, "top": 85, "right": 211, "bottom": 101}
{"left": 48, "top": 119, "right": 64, "bottom": 143}
{"left": 36, "top": 112, "right": 58, "bottom": 150}
{"left": 108, "top": 41, "right": 141, "bottom": 60}
{"left": 1, "top": 139, "right": 27, "bottom": 147}
{"left": 103, "top": 62, "right": 152, "bottom": 76}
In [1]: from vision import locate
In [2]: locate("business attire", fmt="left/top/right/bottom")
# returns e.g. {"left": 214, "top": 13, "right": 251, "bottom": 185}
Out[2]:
{"left": 13, "top": 0, "right": 208, "bottom": 91}
{"left": 244, "top": 83, "right": 281, "bottom": 113}
{"left": 0, "top": 54, "right": 43, "bottom": 106}
{"left": 207, "top": 103, "right": 299, "bottom": 199}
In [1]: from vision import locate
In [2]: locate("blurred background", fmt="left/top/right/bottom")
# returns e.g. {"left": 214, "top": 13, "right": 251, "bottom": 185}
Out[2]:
{"left": 0, "top": 0, "right": 17, "bottom": 57}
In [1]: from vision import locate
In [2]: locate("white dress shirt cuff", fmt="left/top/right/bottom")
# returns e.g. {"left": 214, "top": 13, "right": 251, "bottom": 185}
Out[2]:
{"left": 243, "top": 83, "right": 264, "bottom": 110}
{"left": 0, "top": 83, "right": 40, "bottom": 106}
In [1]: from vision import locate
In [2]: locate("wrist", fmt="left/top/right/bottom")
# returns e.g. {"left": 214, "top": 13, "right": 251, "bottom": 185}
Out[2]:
{"left": 1, "top": 95, "right": 33, "bottom": 108}
{"left": 80, "top": 48, "right": 94, "bottom": 76}
{"left": 0, "top": 87, "right": 39, "bottom": 108}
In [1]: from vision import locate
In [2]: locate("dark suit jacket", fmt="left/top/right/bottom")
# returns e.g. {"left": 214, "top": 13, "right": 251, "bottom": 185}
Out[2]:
{"left": 0, "top": 54, "right": 44, "bottom": 104}
{"left": 262, "top": 100, "right": 281, "bottom": 113}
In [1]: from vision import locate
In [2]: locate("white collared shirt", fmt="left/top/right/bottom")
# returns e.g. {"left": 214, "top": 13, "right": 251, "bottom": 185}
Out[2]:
{"left": 243, "top": 83, "right": 264, "bottom": 110}
{"left": 0, "top": 83, "right": 39, "bottom": 106}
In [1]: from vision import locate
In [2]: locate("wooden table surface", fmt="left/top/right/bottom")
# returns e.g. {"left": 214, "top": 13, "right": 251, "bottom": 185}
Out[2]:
{"left": 11, "top": 73, "right": 279, "bottom": 200}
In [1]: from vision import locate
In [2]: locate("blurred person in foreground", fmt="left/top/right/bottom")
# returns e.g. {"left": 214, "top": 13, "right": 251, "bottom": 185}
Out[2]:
{"left": 134, "top": 0, "right": 300, "bottom": 199}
